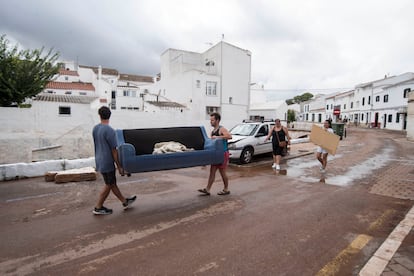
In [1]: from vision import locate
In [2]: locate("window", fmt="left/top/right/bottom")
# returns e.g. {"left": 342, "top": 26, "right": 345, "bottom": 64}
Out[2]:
{"left": 123, "top": 90, "right": 137, "bottom": 97}
{"left": 396, "top": 113, "right": 400, "bottom": 123}
{"left": 229, "top": 97, "right": 233, "bottom": 104}
{"left": 196, "top": 80, "right": 200, "bottom": 88}
{"left": 257, "top": 125, "right": 268, "bottom": 136}
{"left": 326, "top": 105, "right": 329, "bottom": 110}
{"left": 79, "top": 92, "right": 86, "bottom": 96}
{"left": 65, "top": 91, "right": 72, "bottom": 95}
{"left": 361, "top": 113, "right": 364, "bottom": 121}
{"left": 47, "top": 90, "right": 53, "bottom": 94}
{"left": 351, "top": 102, "right": 353, "bottom": 108}
{"left": 330, "top": 104, "right": 333, "bottom": 109}
{"left": 362, "top": 97, "right": 365, "bottom": 106}
{"left": 343, "top": 104, "right": 346, "bottom": 110}
{"left": 384, "top": 95, "right": 389, "bottom": 102}
{"left": 59, "top": 106, "right": 71, "bottom": 115}
{"left": 388, "top": 114, "right": 392, "bottom": 123}
{"left": 65, "top": 76, "right": 69, "bottom": 81}
{"left": 206, "top": 81, "right": 217, "bottom": 96}
{"left": 206, "top": 106, "right": 220, "bottom": 115}
{"left": 368, "top": 96, "right": 371, "bottom": 105}
{"left": 404, "top": 88, "right": 411, "bottom": 98}
{"left": 376, "top": 96, "right": 380, "bottom": 102}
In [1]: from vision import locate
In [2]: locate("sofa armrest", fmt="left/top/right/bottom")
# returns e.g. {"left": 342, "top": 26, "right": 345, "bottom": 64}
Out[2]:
{"left": 117, "top": 143, "right": 136, "bottom": 168}
{"left": 204, "top": 138, "right": 225, "bottom": 152}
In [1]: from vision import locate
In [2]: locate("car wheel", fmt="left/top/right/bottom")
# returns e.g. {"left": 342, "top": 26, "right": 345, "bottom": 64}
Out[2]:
{"left": 240, "top": 147, "right": 254, "bottom": 164}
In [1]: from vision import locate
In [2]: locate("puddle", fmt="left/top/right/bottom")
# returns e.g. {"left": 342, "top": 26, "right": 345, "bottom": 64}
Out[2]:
{"left": 285, "top": 147, "right": 394, "bottom": 187}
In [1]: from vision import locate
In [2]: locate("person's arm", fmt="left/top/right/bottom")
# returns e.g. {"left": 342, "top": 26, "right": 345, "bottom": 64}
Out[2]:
{"left": 218, "top": 127, "right": 232, "bottom": 140}
{"left": 112, "top": 148, "right": 124, "bottom": 175}
{"left": 283, "top": 127, "right": 291, "bottom": 144}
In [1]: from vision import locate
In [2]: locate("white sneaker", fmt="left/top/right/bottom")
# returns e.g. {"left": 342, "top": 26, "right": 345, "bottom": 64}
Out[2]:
{"left": 276, "top": 165, "right": 280, "bottom": 170}
{"left": 271, "top": 163, "right": 276, "bottom": 169}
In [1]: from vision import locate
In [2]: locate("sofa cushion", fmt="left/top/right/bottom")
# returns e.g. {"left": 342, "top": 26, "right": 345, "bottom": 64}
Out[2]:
{"left": 123, "top": 127, "right": 205, "bottom": 155}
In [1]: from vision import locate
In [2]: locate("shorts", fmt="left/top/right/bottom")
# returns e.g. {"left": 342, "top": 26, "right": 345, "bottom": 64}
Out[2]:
{"left": 101, "top": 170, "right": 116, "bottom": 185}
{"left": 212, "top": 151, "right": 230, "bottom": 169}
{"left": 316, "top": 146, "right": 328, "bottom": 154}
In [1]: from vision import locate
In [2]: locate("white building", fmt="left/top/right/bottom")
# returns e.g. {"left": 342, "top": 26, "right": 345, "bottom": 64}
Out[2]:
{"left": 324, "top": 90, "right": 355, "bottom": 123}
{"left": 248, "top": 101, "right": 288, "bottom": 122}
{"left": 353, "top": 72, "right": 414, "bottom": 129}
{"left": 407, "top": 91, "right": 414, "bottom": 140}
{"left": 301, "top": 94, "right": 327, "bottom": 123}
{"left": 371, "top": 76, "right": 413, "bottom": 130}
{"left": 151, "top": 41, "right": 252, "bottom": 128}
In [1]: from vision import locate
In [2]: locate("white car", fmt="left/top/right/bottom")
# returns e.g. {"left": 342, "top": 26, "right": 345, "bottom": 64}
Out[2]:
{"left": 228, "top": 121, "right": 275, "bottom": 164}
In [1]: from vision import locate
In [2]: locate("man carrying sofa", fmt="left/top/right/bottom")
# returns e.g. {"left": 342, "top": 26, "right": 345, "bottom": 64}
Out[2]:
{"left": 198, "top": 112, "right": 232, "bottom": 196}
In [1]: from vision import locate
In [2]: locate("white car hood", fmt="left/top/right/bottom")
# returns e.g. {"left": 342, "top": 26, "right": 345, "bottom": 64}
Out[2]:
{"left": 228, "top": 135, "right": 248, "bottom": 145}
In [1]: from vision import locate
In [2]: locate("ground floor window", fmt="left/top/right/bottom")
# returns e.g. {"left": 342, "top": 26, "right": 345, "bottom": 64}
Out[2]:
{"left": 59, "top": 106, "right": 71, "bottom": 115}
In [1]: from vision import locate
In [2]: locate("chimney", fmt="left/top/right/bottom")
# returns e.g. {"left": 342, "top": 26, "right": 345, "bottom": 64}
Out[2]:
{"left": 98, "top": 66, "right": 102, "bottom": 80}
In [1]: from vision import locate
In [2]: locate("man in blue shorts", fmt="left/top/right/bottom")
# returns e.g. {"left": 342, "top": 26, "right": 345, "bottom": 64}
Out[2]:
{"left": 92, "top": 106, "right": 136, "bottom": 215}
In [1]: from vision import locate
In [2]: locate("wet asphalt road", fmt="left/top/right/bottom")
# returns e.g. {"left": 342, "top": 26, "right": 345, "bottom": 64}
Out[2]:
{"left": 0, "top": 128, "right": 413, "bottom": 275}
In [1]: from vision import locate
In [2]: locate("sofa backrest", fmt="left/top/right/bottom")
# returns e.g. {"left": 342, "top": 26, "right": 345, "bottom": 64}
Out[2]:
{"left": 122, "top": 127, "right": 206, "bottom": 155}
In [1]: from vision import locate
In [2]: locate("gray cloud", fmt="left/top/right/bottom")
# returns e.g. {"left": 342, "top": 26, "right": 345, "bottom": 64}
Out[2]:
{"left": 1, "top": 0, "right": 413, "bottom": 94}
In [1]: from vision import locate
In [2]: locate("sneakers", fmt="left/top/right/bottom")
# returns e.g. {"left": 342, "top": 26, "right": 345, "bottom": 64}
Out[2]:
{"left": 93, "top": 206, "right": 113, "bottom": 215}
{"left": 276, "top": 165, "right": 280, "bottom": 171}
{"left": 122, "top": 195, "right": 137, "bottom": 210}
{"left": 271, "top": 163, "right": 276, "bottom": 169}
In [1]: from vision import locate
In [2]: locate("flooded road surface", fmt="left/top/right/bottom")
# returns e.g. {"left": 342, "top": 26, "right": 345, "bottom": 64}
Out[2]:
{"left": 0, "top": 128, "right": 413, "bottom": 275}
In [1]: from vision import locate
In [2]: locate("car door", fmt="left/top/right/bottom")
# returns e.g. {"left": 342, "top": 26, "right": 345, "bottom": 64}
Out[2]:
{"left": 254, "top": 124, "right": 270, "bottom": 154}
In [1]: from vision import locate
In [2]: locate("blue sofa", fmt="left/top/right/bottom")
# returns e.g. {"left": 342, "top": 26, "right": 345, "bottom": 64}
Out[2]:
{"left": 115, "top": 126, "right": 225, "bottom": 173}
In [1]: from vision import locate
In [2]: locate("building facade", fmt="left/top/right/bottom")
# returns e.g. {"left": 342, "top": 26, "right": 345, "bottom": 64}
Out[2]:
{"left": 150, "top": 41, "right": 252, "bottom": 127}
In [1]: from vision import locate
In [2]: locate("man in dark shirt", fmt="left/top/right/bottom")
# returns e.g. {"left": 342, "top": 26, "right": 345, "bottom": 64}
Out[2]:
{"left": 92, "top": 106, "right": 136, "bottom": 215}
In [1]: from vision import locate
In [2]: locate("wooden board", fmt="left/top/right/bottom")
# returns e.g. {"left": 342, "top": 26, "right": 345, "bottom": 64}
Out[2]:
{"left": 309, "top": 124, "right": 340, "bottom": 155}
{"left": 46, "top": 167, "right": 97, "bottom": 184}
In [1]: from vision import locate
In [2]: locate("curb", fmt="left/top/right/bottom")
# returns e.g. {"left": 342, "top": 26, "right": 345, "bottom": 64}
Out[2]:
{"left": 359, "top": 205, "right": 414, "bottom": 275}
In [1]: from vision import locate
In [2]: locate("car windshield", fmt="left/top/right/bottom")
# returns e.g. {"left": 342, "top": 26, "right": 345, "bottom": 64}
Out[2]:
{"left": 230, "top": 124, "right": 259, "bottom": 136}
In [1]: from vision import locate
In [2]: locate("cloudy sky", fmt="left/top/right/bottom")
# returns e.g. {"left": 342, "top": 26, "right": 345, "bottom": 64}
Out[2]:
{"left": 1, "top": 0, "right": 413, "bottom": 98}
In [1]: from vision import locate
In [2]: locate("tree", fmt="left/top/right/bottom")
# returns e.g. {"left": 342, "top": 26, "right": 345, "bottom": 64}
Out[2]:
{"left": 293, "top": 92, "right": 313, "bottom": 104}
{"left": 287, "top": 109, "right": 296, "bottom": 122}
{"left": 0, "top": 35, "right": 60, "bottom": 107}
{"left": 285, "top": 99, "right": 294, "bottom": 105}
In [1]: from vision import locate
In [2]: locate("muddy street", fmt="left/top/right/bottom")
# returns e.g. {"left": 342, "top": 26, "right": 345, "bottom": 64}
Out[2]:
{"left": 0, "top": 128, "right": 413, "bottom": 275}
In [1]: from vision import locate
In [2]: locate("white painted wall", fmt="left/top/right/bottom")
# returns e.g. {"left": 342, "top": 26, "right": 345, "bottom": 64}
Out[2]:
{"left": 0, "top": 103, "right": 218, "bottom": 164}
{"left": 407, "top": 91, "right": 414, "bottom": 140}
